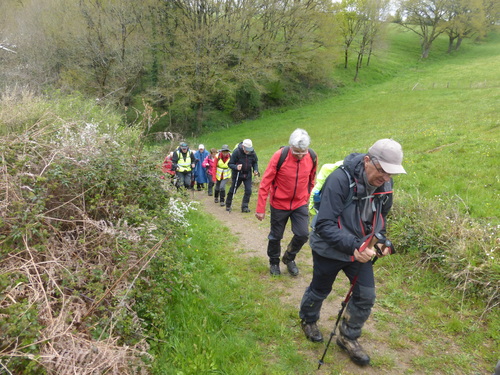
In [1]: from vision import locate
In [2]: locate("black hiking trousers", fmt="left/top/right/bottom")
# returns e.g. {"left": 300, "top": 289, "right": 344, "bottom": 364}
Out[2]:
{"left": 225, "top": 174, "right": 252, "bottom": 209}
{"left": 299, "top": 251, "right": 376, "bottom": 340}
{"left": 267, "top": 204, "right": 309, "bottom": 265}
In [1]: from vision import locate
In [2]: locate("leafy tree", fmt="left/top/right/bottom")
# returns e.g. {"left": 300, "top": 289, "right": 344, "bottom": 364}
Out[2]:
{"left": 443, "top": 0, "right": 487, "bottom": 53}
{"left": 335, "top": 0, "right": 364, "bottom": 68}
{"left": 398, "top": 0, "right": 452, "bottom": 58}
{"left": 353, "top": 0, "right": 390, "bottom": 80}
{"left": 482, "top": 0, "right": 500, "bottom": 31}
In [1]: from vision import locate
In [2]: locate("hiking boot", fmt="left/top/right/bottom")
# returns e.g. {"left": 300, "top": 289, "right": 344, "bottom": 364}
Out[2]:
{"left": 226, "top": 206, "right": 231, "bottom": 212}
{"left": 301, "top": 321, "right": 323, "bottom": 343}
{"left": 214, "top": 198, "right": 219, "bottom": 203}
{"left": 241, "top": 207, "right": 251, "bottom": 213}
{"left": 282, "top": 257, "right": 299, "bottom": 276}
{"left": 336, "top": 334, "right": 370, "bottom": 366}
{"left": 269, "top": 264, "right": 281, "bottom": 276}
{"left": 220, "top": 200, "right": 225, "bottom": 206}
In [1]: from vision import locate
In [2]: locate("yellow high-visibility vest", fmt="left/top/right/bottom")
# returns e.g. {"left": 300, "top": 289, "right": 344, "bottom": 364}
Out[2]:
{"left": 215, "top": 154, "right": 231, "bottom": 180}
{"left": 176, "top": 151, "right": 192, "bottom": 172}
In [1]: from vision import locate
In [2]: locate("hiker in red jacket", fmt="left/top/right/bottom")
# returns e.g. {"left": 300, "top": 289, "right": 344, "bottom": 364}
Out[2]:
{"left": 256, "top": 129, "right": 317, "bottom": 276}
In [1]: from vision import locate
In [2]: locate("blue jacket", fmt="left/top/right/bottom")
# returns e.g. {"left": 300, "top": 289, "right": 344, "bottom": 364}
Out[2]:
{"left": 194, "top": 149, "right": 210, "bottom": 183}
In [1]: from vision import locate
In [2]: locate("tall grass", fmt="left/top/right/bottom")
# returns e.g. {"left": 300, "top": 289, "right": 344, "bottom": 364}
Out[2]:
{"left": 0, "top": 92, "right": 182, "bottom": 374}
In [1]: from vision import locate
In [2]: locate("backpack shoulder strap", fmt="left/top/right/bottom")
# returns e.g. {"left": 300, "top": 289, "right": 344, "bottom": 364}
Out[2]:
{"left": 339, "top": 165, "right": 357, "bottom": 209}
{"left": 277, "top": 146, "right": 317, "bottom": 172}
{"left": 276, "top": 146, "right": 289, "bottom": 172}
{"left": 308, "top": 149, "right": 317, "bottom": 168}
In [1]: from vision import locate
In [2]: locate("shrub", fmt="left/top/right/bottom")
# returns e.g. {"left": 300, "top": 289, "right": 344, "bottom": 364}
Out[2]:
{"left": 390, "top": 192, "right": 499, "bottom": 313}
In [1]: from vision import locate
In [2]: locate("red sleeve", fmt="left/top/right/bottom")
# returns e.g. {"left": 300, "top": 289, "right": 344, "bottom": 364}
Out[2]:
{"left": 256, "top": 150, "right": 281, "bottom": 213}
{"left": 211, "top": 156, "right": 218, "bottom": 182}
{"left": 162, "top": 156, "right": 172, "bottom": 173}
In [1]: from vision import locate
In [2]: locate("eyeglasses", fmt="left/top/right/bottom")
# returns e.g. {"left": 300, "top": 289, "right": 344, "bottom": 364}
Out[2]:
{"left": 291, "top": 149, "right": 308, "bottom": 156}
{"left": 371, "top": 159, "right": 391, "bottom": 176}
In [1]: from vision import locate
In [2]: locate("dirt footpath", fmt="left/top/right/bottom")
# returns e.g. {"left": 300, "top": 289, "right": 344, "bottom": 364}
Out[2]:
{"left": 194, "top": 189, "right": 420, "bottom": 375}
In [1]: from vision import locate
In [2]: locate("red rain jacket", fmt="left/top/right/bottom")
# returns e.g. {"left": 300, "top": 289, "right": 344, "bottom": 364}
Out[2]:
{"left": 256, "top": 148, "right": 317, "bottom": 213}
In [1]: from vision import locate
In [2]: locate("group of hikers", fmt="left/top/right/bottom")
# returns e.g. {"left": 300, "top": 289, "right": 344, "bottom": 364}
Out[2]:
{"left": 162, "top": 139, "right": 259, "bottom": 212}
{"left": 162, "top": 130, "right": 407, "bottom": 367}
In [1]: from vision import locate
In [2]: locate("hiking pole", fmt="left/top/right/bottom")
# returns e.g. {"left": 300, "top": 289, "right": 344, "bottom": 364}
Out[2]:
{"left": 228, "top": 170, "right": 240, "bottom": 213}
{"left": 317, "top": 233, "right": 380, "bottom": 370}
{"left": 372, "top": 232, "right": 395, "bottom": 265}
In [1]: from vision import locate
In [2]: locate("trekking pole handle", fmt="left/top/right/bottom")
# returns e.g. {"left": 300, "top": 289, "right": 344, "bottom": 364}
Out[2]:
{"left": 359, "top": 233, "right": 379, "bottom": 253}
{"left": 373, "top": 232, "right": 396, "bottom": 256}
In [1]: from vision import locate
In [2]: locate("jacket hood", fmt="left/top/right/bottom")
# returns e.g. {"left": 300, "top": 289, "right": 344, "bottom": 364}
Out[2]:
{"left": 343, "top": 153, "right": 365, "bottom": 178}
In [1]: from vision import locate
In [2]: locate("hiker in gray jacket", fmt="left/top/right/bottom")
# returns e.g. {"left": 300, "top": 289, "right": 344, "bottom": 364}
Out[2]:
{"left": 299, "top": 139, "right": 406, "bottom": 367}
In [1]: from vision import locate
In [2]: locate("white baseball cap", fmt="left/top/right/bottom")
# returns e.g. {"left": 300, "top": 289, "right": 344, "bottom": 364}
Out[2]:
{"left": 242, "top": 139, "right": 253, "bottom": 152}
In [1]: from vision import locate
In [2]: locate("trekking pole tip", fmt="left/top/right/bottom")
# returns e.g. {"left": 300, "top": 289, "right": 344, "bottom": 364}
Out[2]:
{"left": 317, "top": 359, "right": 324, "bottom": 370}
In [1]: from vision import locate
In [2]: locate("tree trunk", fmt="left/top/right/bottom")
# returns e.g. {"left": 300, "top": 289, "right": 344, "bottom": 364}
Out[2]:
{"left": 421, "top": 41, "right": 431, "bottom": 59}
{"left": 354, "top": 52, "right": 362, "bottom": 81}
{"left": 366, "top": 41, "right": 373, "bottom": 67}
{"left": 455, "top": 37, "right": 463, "bottom": 51}
{"left": 447, "top": 36, "right": 456, "bottom": 54}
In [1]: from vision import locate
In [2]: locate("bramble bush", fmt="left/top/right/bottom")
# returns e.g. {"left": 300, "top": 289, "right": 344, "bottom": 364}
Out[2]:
{"left": 0, "top": 92, "right": 195, "bottom": 374}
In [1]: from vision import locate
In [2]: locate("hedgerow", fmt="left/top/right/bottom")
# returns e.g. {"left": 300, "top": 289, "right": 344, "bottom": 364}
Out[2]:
{"left": 0, "top": 92, "right": 191, "bottom": 374}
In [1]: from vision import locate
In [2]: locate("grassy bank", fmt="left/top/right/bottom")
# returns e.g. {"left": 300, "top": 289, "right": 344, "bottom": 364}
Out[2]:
{"left": 180, "top": 24, "right": 499, "bottom": 312}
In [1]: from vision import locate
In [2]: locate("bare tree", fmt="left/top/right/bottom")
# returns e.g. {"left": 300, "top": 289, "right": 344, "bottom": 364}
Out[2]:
{"left": 152, "top": 0, "right": 327, "bottom": 132}
{"left": 76, "top": 0, "right": 152, "bottom": 104}
{"left": 0, "top": 0, "right": 152, "bottom": 103}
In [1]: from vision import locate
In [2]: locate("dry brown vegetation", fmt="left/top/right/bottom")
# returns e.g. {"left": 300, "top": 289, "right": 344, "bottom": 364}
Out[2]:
{"left": 0, "top": 94, "right": 177, "bottom": 374}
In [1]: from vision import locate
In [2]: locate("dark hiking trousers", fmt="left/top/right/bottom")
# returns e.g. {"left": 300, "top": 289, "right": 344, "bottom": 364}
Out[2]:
{"left": 267, "top": 204, "right": 309, "bottom": 265}
{"left": 225, "top": 175, "right": 252, "bottom": 209}
{"left": 299, "top": 251, "right": 376, "bottom": 340}
{"left": 175, "top": 171, "right": 192, "bottom": 189}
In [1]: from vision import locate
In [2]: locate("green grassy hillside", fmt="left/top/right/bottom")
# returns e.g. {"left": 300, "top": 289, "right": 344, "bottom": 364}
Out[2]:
{"left": 194, "top": 25, "right": 499, "bottom": 221}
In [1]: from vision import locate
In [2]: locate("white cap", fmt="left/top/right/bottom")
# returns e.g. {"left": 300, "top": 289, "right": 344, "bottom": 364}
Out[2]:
{"left": 198, "top": 144, "right": 205, "bottom": 150}
{"left": 242, "top": 139, "right": 253, "bottom": 152}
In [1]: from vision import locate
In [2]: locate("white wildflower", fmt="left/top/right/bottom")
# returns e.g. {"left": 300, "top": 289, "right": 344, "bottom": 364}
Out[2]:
{"left": 167, "top": 197, "right": 199, "bottom": 226}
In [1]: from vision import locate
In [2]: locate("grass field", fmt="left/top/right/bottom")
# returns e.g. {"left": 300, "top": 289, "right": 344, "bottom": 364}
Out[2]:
{"left": 194, "top": 25, "right": 499, "bottom": 222}
{"left": 151, "top": 209, "right": 499, "bottom": 374}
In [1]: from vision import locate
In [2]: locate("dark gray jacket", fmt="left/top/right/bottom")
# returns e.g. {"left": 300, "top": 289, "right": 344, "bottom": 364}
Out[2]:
{"left": 229, "top": 143, "right": 259, "bottom": 179}
{"left": 310, "top": 153, "right": 393, "bottom": 262}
